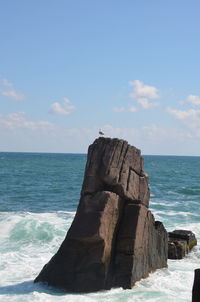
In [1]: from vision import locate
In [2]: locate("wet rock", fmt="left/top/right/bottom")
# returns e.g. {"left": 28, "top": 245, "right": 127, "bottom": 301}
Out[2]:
{"left": 35, "top": 137, "right": 168, "bottom": 292}
{"left": 114, "top": 204, "right": 168, "bottom": 288}
{"left": 192, "top": 269, "right": 200, "bottom": 302}
{"left": 35, "top": 191, "right": 122, "bottom": 292}
{"left": 168, "top": 230, "right": 197, "bottom": 259}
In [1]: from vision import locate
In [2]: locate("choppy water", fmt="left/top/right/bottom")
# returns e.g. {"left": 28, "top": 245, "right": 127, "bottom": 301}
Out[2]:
{"left": 0, "top": 152, "right": 200, "bottom": 301}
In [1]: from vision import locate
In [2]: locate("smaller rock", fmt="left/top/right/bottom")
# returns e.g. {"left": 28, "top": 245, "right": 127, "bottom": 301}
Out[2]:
{"left": 168, "top": 230, "right": 197, "bottom": 260}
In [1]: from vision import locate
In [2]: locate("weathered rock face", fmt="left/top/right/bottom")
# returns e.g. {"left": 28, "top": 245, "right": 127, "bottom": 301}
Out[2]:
{"left": 168, "top": 230, "right": 197, "bottom": 259}
{"left": 81, "top": 138, "right": 150, "bottom": 207}
{"left": 34, "top": 137, "right": 168, "bottom": 292}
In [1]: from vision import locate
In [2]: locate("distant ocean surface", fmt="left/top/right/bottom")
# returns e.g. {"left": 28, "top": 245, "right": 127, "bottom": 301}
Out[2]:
{"left": 0, "top": 152, "right": 200, "bottom": 302}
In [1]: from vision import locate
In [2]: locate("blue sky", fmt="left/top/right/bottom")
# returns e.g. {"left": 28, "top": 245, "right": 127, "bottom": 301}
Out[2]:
{"left": 1, "top": 0, "right": 200, "bottom": 155}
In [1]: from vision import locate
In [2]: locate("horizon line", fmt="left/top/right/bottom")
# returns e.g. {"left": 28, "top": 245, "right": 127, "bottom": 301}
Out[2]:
{"left": 0, "top": 151, "right": 199, "bottom": 157}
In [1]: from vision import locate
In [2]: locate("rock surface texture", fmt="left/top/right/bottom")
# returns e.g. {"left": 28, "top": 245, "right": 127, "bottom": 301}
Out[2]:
{"left": 168, "top": 230, "right": 197, "bottom": 259}
{"left": 34, "top": 137, "right": 168, "bottom": 292}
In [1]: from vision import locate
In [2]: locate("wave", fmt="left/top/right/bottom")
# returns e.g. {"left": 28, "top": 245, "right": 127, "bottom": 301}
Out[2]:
{"left": 0, "top": 210, "right": 199, "bottom": 302}
{"left": 0, "top": 212, "right": 74, "bottom": 247}
{"left": 177, "top": 187, "right": 200, "bottom": 196}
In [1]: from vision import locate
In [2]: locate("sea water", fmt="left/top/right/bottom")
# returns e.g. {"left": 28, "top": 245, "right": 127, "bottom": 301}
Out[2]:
{"left": 0, "top": 152, "right": 200, "bottom": 302}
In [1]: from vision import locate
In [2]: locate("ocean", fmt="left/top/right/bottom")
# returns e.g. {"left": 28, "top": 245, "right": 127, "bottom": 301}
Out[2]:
{"left": 0, "top": 152, "right": 200, "bottom": 302}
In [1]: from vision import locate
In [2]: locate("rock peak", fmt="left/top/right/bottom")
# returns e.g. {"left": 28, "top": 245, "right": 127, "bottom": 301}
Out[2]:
{"left": 82, "top": 137, "right": 148, "bottom": 206}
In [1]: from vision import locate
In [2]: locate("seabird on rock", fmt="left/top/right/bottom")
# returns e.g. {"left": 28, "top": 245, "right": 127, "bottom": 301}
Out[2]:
{"left": 99, "top": 129, "right": 104, "bottom": 136}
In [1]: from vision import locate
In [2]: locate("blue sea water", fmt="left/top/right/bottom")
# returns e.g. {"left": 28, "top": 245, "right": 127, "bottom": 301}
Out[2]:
{"left": 0, "top": 152, "right": 200, "bottom": 302}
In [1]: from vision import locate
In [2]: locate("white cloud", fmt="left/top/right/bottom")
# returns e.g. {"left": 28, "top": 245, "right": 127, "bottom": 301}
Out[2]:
{"left": 113, "top": 106, "right": 138, "bottom": 113}
{"left": 2, "top": 90, "right": 25, "bottom": 101}
{"left": 179, "top": 100, "right": 185, "bottom": 105}
{"left": 113, "top": 106, "right": 125, "bottom": 112}
{"left": 1, "top": 115, "right": 199, "bottom": 154}
{"left": 129, "top": 80, "right": 160, "bottom": 109}
{"left": 0, "top": 112, "right": 55, "bottom": 130}
{"left": 129, "top": 105, "right": 137, "bottom": 112}
{"left": 50, "top": 98, "right": 75, "bottom": 115}
{"left": 1, "top": 78, "right": 26, "bottom": 101}
{"left": 187, "top": 94, "right": 200, "bottom": 106}
{"left": 101, "top": 123, "right": 200, "bottom": 155}
{"left": 129, "top": 80, "right": 160, "bottom": 99}
{"left": 0, "top": 114, "right": 98, "bottom": 153}
{"left": 136, "top": 97, "right": 159, "bottom": 109}
{"left": 100, "top": 124, "right": 194, "bottom": 145}
{"left": 2, "top": 78, "right": 12, "bottom": 87}
{"left": 166, "top": 107, "right": 200, "bottom": 120}
{"left": 166, "top": 107, "right": 200, "bottom": 138}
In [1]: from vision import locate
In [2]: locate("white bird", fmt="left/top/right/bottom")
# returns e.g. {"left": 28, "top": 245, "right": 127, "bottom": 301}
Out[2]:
{"left": 99, "top": 129, "right": 104, "bottom": 136}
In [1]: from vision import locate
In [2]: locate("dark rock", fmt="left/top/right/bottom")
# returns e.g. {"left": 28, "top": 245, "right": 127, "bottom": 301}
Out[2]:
{"left": 35, "top": 137, "right": 168, "bottom": 292}
{"left": 114, "top": 204, "right": 168, "bottom": 288}
{"left": 192, "top": 269, "right": 200, "bottom": 302}
{"left": 81, "top": 138, "right": 150, "bottom": 207}
{"left": 35, "top": 190, "right": 122, "bottom": 292}
{"left": 168, "top": 230, "right": 197, "bottom": 259}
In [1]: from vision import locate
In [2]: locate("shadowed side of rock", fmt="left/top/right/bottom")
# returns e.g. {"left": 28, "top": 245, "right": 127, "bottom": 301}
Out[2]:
{"left": 192, "top": 269, "right": 200, "bottom": 302}
{"left": 168, "top": 230, "right": 197, "bottom": 259}
{"left": 113, "top": 204, "right": 168, "bottom": 288}
{"left": 34, "top": 137, "right": 168, "bottom": 292}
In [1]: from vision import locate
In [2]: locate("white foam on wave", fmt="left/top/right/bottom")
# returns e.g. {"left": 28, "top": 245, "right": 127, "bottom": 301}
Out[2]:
{"left": 153, "top": 210, "right": 198, "bottom": 217}
{"left": 0, "top": 211, "right": 74, "bottom": 241}
{"left": 0, "top": 211, "right": 75, "bottom": 291}
{"left": 0, "top": 211, "right": 199, "bottom": 302}
{"left": 150, "top": 201, "right": 182, "bottom": 207}
{"left": 130, "top": 267, "right": 192, "bottom": 302}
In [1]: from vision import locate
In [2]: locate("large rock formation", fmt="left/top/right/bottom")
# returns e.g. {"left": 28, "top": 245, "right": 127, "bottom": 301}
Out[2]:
{"left": 35, "top": 137, "right": 168, "bottom": 292}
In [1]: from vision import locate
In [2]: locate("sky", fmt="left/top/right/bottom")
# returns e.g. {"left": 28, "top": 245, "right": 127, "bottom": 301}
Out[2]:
{"left": 1, "top": 0, "right": 200, "bottom": 155}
